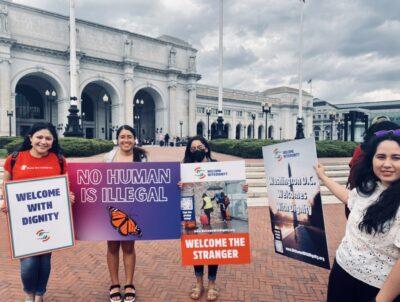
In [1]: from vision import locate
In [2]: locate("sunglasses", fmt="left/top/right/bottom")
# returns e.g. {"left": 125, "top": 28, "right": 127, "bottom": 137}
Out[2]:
{"left": 374, "top": 129, "right": 400, "bottom": 137}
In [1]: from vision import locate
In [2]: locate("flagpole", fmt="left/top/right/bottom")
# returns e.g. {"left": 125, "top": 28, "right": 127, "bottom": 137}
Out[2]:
{"left": 295, "top": 0, "right": 305, "bottom": 139}
{"left": 64, "top": 0, "right": 83, "bottom": 137}
{"left": 215, "top": 0, "right": 225, "bottom": 139}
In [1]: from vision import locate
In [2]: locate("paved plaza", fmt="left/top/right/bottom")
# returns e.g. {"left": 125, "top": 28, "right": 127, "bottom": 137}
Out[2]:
{"left": 0, "top": 147, "right": 349, "bottom": 301}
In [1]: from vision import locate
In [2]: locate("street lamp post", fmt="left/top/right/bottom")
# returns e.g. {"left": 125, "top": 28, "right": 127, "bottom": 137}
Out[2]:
{"left": 135, "top": 99, "right": 144, "bottom": 143}
{"left": 179, "top": 120, "right": 183, "bottom": 138}
{"left": 279, "top": 127, "right": 282, "bottom": 140}
{"left": 7, "top": 110, "right": 13, "bottom": 136}
{"left": 262, "top": 102, "right": 272, "bottom": 139}
{"left": 81, "top": 112, "right": 86, "bottom": 138}
{"left": 103, "top": 94, "right": 109, "bottom": 140}
{"left": 206, "top": 107, "right": 211, "bottom": 139}
{"left": 251, "top": 113, "right": 256, "bottom": 139}
{"left": 336, "top": 119, "right": 344, "bottom": 140}
{"left": 45, "top": 90, "right": 57, "bottom": 125}
{"left": 134, "top": 114, "right": 140, "bottom": 142}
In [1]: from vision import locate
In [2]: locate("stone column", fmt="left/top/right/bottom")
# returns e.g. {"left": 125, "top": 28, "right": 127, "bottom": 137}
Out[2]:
{"left": 123, "top": 62, "right": 135, "bottom": 127}
{"left": 168, "top": 79, "right": 177, "bottom": 136}
{"left": 187, "top": 84, "right": 196, "bottom": 137}
{"left": 0, "top": 57, "right": 11, "bottom": 136}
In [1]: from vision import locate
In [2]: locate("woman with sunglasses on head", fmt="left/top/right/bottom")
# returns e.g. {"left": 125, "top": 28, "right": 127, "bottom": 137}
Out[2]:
{"left": 105, "top": 125, "right": 147, "bottom": 302}
{"left": 316, "top": 129, "right": 400, "bottom": 302}
{"left": 0, "top": 122, "right": 73, "bottom": 302}
{"left": 180, "top": 136, "right": 247, "bottom": 301}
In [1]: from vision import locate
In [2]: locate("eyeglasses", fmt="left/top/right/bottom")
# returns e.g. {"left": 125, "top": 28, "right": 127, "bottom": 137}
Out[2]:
{"left": 190, "top": 145, "right": 206, "bottom": 152}
{"left": 374, "top": 129, "right": 400, "bottom": 137}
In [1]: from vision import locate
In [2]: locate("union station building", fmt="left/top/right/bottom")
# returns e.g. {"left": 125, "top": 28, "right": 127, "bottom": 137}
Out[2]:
{"left": 0, "top": 1, "right": 314, "bottom": 140}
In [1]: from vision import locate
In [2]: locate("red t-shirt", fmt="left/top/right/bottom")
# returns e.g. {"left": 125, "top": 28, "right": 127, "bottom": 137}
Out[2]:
{"left": 4, "top": 150, "right": 66, "bottom": 180}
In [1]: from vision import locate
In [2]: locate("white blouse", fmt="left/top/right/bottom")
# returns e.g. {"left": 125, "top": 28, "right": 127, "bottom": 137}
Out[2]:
{"left": 336, "top": 182, "right": 400, "bottom": 288}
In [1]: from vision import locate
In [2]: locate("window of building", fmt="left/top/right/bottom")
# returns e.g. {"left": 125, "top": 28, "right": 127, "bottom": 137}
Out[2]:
{"left": 258, "top": 113, "right": 263, "bottom": 118}
{"left": 212, "top": 108, "right": 218, "bottom": 115}
{"left": 224, "top": 109, "right": 231, "bottom": 116}
{"left": 236, "top": 111, "right": 243, "bottom": 117}
{"left": 197, "top": 107, "right": 205, "bottom": 114}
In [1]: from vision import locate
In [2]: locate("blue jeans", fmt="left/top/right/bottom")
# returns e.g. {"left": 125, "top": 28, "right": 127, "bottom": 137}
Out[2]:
{"left": 20, "top": 253, "right": 52, "bottom": 296}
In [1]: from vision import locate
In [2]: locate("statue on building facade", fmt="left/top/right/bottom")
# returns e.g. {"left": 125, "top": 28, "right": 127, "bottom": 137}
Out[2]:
{"left": 0, "top": 5, "right": 9, "bottom": 34}
{"left": 188, "top": 55, "right": 196, "bottom": 73}
{"left": 168, "top": 47, "right": 177, "bottom": 67}
{"left": 124, "top": 38, "right": 134, "bottom": 59}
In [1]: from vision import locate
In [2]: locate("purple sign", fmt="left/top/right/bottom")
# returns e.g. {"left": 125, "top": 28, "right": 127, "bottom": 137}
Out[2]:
{"left": 68, "top": 162, "right": 181, "bottom": 241}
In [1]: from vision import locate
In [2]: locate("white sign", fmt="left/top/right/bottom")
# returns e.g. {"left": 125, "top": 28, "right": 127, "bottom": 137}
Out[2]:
{"left": 180, "top": 161, "right": 246, "bottom": 183}
{"left": 5, "top": 176, "right": 75, "bottom": 259}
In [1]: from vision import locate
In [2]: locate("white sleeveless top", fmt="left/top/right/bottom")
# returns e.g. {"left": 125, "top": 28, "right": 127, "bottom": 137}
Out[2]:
{"left": 336, "top": 183, "right": 400, "bottom": 288}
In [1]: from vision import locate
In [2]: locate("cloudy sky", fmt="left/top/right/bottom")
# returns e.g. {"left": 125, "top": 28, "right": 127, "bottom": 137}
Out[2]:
{"left": 13, "top": 0, "right": 400, "bottom": 104}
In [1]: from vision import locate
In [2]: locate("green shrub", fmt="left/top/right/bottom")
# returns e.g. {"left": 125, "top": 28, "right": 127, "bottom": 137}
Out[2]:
{"left": 209, "top": 139, "right": 358, "bottom": 158}
{"left": 4, "top": 137, "right": 114, "bottom": 157}
{"left": 0, "top": 136, "right": 21, "bottom": 148}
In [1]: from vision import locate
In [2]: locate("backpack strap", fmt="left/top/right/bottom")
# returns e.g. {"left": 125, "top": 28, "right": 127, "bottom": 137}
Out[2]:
{"left": 10, "top": 151, "right": 19, "bottom": 180}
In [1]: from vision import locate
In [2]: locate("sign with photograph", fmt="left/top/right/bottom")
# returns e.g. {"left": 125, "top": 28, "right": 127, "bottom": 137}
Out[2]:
{"left": 4, "top": 175, "right": 74, "bottom": 259}
{"left": 68, "top": 162, "right": 181, "bottom": 241}
{"left": 263, "top": 138, "right": 330, "bottom": 269}
{"left": 180, "top": 161, "right": 250, "bottom": 265}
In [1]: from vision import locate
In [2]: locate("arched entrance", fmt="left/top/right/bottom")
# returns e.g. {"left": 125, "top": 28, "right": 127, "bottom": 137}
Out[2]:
{"left": 196, "top": 121, "right": 205, "bottom": 137}
{"left": 15, "top": 74, "right": 60, "bottom": 136}
{"left": 81, "top": 82, "right": 116, "bottom": 139}
{"left": 258, "top": 125, "right": 263, "bottom": 139}
{"left": 268, "top": 125, "right": 274, "bottom": 139}
{"left": 314, "top": 126, "right": 321, "bottom": 141}
{"left": 235, "top": 124, "right": 241, "bottom": 139}
{"left": 211, "top": 122, "right": 217, "bottom": 139}
{"left": 224, "top": 123, "right": 230, "bottom": 139}
{"left": 247, "top": 125, "right": 252, "bottom": 138}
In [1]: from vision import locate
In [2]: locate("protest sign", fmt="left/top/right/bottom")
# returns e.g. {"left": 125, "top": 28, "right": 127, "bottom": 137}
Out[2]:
{"left": 263, "top": 138, "right": 330, "bottom": 269}
{"left": 4, "top": 175, "right": 74, "bottom": 259}
{"left": 68, "top": 162, "right": 181, "bottom": 240}
{"left": 180, "top": 161, "right": 250, "bottom": 265}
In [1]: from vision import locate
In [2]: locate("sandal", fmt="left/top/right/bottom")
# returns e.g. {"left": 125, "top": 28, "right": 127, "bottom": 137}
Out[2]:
{"left": 206, "top": 288, "right": 219, "bottom": 301}
{"left": 124, "top": 284, "right": 136, "bottom": 302}
{"left": 109, "top": 284, "right": 122, "bottom": 302}
{"left": 190, "top": 284, "right": 204, "bottom": 300}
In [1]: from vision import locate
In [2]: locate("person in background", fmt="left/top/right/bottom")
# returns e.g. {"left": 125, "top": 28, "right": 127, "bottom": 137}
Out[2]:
{"left": 164, "top": 133, "right": 170, "bottom": 147}
{"left": 1, "top": 122, "right": 74, "bottom": 302}
{"left": 105, "top": 125, "right": 147, "bottom": 302}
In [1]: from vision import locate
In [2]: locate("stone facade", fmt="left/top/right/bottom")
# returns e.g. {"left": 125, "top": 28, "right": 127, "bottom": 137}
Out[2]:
{"left": 0, "top": 1, "right": 312, "bottom": 141}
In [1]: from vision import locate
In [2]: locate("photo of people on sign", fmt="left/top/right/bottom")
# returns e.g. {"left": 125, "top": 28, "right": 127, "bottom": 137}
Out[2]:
{"left": 180, "top": 161, "right": 250, "bottom": 266}
{"left": 262, "top": 138, "right": 330, "bottom": 269}
{"left": 68, "top": 162, "right": 181, "bottom": 241}
{"left": 4, "top": 175, "right": 74, "bottom": 259}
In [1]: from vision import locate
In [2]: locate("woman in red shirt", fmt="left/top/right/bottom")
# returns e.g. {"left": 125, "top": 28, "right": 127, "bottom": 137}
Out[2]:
{"left": 1, "top": 122, "right": 72, "bottom": 302}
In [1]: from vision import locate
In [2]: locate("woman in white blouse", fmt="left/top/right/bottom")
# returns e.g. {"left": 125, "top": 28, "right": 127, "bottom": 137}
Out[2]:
{"left": 316, "top": 130, "right": 400, "bottom": 302}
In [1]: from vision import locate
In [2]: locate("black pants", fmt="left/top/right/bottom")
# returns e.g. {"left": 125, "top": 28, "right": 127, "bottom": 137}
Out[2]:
{"left": 194, "top": 265, "right": 218, "bottom": 281}
{"left": 204, "top": 208, "right": 213, "bottom": 225}
{"left": 219, "top": 204, "right": 227, "bottom": 220}
{"left": 328, "top": 259, "right": 400, "bottom": 302}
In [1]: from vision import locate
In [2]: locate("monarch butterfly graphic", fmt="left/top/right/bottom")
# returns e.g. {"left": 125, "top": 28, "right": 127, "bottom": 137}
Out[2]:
{"left": 108, "top": 207, "right": 143, "bottom": 237}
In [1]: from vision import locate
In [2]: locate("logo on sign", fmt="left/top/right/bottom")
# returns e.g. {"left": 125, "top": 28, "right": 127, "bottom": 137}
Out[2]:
{"left": 194, "top": 167, "right": 206, "bottom": 179}
{"left": 273, "top": 148, "right": 283, "bottom": 162}
{"left": 36, "top": 229, "right": 50, "bottom": 242}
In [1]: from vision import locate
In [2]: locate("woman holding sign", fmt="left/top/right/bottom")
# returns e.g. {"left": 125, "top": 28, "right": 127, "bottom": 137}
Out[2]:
{"left": 316, "top": 130, "right": 400, "bottom": 302}
{"left": 1, "top": 122, "right": 72, "bottom": 302}
{"left": 105, "top": 125, "right": 147, "bottom": 302}
{"left": 181, "top": 136, "right": 247, "bottom": 301}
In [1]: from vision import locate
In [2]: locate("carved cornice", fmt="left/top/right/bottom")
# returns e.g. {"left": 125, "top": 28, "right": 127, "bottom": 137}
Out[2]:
{"left": 0, "top": 36, "right": 15, "bottom": 45}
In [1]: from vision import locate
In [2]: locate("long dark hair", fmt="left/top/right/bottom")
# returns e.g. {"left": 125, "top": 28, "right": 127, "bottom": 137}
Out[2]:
{"left": 183, "top": 136, "right": 215, "bottom": 163}
{"left": 353, "top": 133, "right": 400, "bottom": 234}
{"left": 19, "top": 122, "right": 62, "bottom": 155}
{"left": 116, "top": 125, "right": 147, "bottom": 162}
